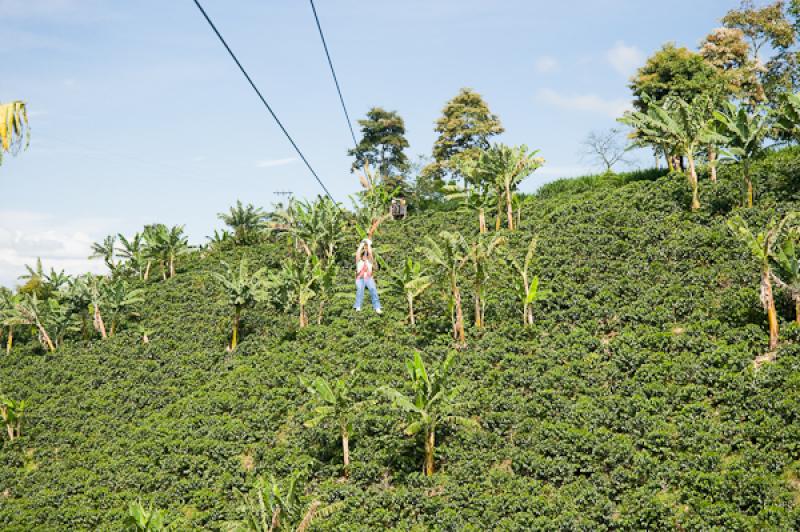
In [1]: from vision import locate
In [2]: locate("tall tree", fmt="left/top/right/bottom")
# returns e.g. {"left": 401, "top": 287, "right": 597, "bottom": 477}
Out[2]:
{"left": 90, "top": 235, "right": 117, "bottom": 273}
{"left": 0, "top": 101, "right": 30, "bottom": 166}
{"left": 580, "top": 128, "right": 629, "bottom": 174}
{"left": 426, "top": 88, "right": 504, "bottom": 186}
{"left": 630, "top": 44, "right": 724, "bottom": 113}
{"left": 348, "top": 107, "right": 410, "bottom": 192}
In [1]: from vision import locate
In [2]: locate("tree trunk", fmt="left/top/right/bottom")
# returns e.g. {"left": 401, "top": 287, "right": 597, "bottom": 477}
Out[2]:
{"left": 764, "top": 271, "right": 779, "bottom": 350}
{"left": 95, "top": 306, "right": 107, "bottom": 339}
{"left": 495, "top": 195, "right": 503, "bottom": 231}
{"left": 144, "top": 260, "right": 151, "bottom": 281}
{"left": 231, "top": 306, "right": 240, "bottom": 349}
{"left": 795, "top": 297, "right": 800, "bottom": 325}
{"left": 474, "top": 291, "right": 482, "bottom": 329}
{"left": 407, "top": 293, "right": 415, "bottom": 326}
{"left": 317, "top": 300, "right": 324, "bottom": 325}
{"left": 744, "top": 161, "right": 753, "bottom": 208}
{"left": 169, "top": 256, "right": 176, "bottom": 278}
{"left": 6, "top": 327, "right": 12, "bottom": 354}
{"left": 299, "top": 303, "right": 307, "bottom": 328}
{"left": 341, "top": 424, "right": 350, "bottom": 477}
{"left": 666, "top": 153, "right": 674, "bottom": 172}
{"left": 39, "top": 325, "right": 55, "bottom": 352}
{"left": 109, "top": 320, "right": 116, "bottom": 338}
{"left": 687, "top": 154, "right": 700, "bottom": 211}
{"left": 505, "top": 182, "right": 514, "bottom": 231}
{"left": 424, "top": 428, "right": 435, "bottom": 476}
{"left": 708, "top": 147, "right": 717, "bottom": 183}
{"left": 453, "top": 284, "right": 465, "bottom": 345}
{"left": 478, "top": 208, "right": 486, "bottom": 234}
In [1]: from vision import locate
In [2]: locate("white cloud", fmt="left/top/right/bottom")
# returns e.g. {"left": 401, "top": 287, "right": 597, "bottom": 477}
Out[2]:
{"left": 256, "top": 157, "right": 297, "bottom": 168}
{"left": 606, "top": 41, "right": 645, "bottom": 77}
{"left": 534, "top": 56, "right": 558, "bottom": 73}
{"left": 536, "top": 88, "right": 631, "bottom": 118}
{"left": 0, "top": 211, "right": 115, "bottom": 288}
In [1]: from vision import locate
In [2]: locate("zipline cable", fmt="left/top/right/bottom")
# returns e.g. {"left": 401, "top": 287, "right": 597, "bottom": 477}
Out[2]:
{"left": 190, "top": 0, "right": 336, "bottom": 202}
{"left": 308, "top": 0, "right": 358, "bottom": 149}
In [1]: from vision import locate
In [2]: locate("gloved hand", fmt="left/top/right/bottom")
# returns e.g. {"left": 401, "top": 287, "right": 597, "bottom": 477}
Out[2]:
{"left": 365, "top": 238, "right": 372, "bottom": 246}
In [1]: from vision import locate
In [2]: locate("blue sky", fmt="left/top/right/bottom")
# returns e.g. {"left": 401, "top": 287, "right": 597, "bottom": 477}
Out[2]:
{"left": 1, "top": 0, "right": 738, "bottom": 286}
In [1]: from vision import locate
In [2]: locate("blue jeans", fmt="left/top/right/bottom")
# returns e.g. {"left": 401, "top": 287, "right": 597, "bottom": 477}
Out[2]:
{"left": 355, "top": 277, "right": 381, "bottom": 310}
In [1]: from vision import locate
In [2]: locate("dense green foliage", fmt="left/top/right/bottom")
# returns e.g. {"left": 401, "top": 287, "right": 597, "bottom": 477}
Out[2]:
{"left": 5, "top": 149, "right": 800, "bottom": 530}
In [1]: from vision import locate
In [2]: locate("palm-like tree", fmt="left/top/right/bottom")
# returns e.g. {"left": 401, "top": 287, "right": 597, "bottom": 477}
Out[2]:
{"left": 143, "top": 224, "right": 189, "bottom": 279}
{"left": 422, "top": 231, "right": 470, "bottom": 345}
{"left": 713, "top": 101, "right": 770, "bottom": 208}
{"left": 771, "top": 231, "right": 800, "bottom": 324}
{"left": 218, "top": 200, "right": 267, "bottom": 246}
{"left": 470, "top": 234, "right": 506, "bottom": 328}
{"left": 447, "top": 156, "right": 497, "bottom": 233}
{"left": 508, "top": 237, "right": 551, "bottom": 326}
{"left": 231, "top": 473, "right": 340, "bottom": 531}
{"left": 124, "top": 500, "right": 168, "bottom": 531}
{"left": 211, "top": 258, "right": 268, "bottom": 350}
{"left": 386, "top": 257, "right": 431, "bottom": 326}
{"left": 379, "top": 352, "right": 477, "bottom": 476}
{"left": 620, "top": 95, "right": 724, "bottom": 211}
{"left": 775, "top": 91, "right": 800, "bottom": 142}
{"left": 301, "top": 375, "right": 367, "bottom": 477}
{"left": 86, "top": 274, "right": 108, "bottom": 339}
{"left": 63, "top": 275, "right": 92, "bottom": 339}
{"left": 117, "top": 232, "right": 147, "bottom": 279}
{"left": 103, "top": 279, "right": 145, "bottom": 336}
{"left": 273, "top": 197, "right": 345, "bottom": 261}
{"left": 0, "top": 395, "right": 25, "bottom": 441}
{"left": 276, "top": 256, "right": 320, "bottom": 328}
{"left": 0, "top": 289, "right": 20, "bottom": 354}
{"left": 15, "top": 294, "right": 56, "bottom": 352}
{"left": 476, "top": 144, "right": 543, "bottom": 231}
{"left": 728, "top": 213, "right": 799, "bottom": 350}
{"left": 90, "top": 235, "right": 118, "bottom": 272}
{"left": 0, "top": 101, "right": 30, "bottom": 166}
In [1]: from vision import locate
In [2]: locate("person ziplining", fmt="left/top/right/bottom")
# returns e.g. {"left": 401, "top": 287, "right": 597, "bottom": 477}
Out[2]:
{"left": 354, "top": 238, "right": 382, "bottom": 314}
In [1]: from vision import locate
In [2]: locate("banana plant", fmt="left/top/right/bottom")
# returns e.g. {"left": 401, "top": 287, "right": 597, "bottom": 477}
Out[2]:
{"left": 475, "top": 144, "right": 543, "bottom": 230}
{"left": 218, "top": 200, "right": 267, "bottom": 246}
{"left": 422, "top": 232, "right": 470, "bottom": 345}
{"left": 124, "top": 500, "right": 173, "bottom": 531}
{"left": 379, "top": 352, "right": 477, "bottom": 476}
{"left": 211, "top": 258, "right": 268, "bottom": 350}
{"left": 86, "top": 274, "right": 108, "bottom": 339}
{"left": 15, "top": 294, "right": 56, "bottom": 352}
{"left": 771, "top": 230, "right": 800, "bottom": 324}
{"left": 508, "top": 237, "right": 551, "bottom": 325}
{"left": 383, "top": 257, "right": 431, "bottom": 326}
{"left": 469, "top": 234, "right": 506, "bottom": 328}
{"left": 103, "top": 279, "right": 146, "bottom": 337}
{"left": 231, "top": 473, "right": 340, "bottom": 531}
{"left": 90, "top": 235, "right": 118, "bottom": 273}
{"left": 0, "top": 289, "right": 20, "bottom": 354}
{"left": 0, "top": 100, "right": 30, "bottom": 166}
{"left": 620, "top": 95, "right": 725, "bottom": 211}
{"left": 775, "top": 91, "right": 800, "bottom": 142}
{"left": 0, "top": 395, "right": 25, "bottom": 441}
{"left": 301, "top": 374, "right": 369, "bottom": 477}
{"left": 713, "top": 101, "right": 771, "bottom": 208}
{"left": 728, "top": 213, "right": 799, "bottom": 350}
{"left": 276, "top": 255, "right": 321, "bottom": 328}
{"left": 117, "top": 232, "right": 147, "bottom": 279}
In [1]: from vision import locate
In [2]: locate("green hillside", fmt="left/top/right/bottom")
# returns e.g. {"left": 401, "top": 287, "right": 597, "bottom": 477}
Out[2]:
{"left": 4, "top": 150, "right": 800, "bottom": 530}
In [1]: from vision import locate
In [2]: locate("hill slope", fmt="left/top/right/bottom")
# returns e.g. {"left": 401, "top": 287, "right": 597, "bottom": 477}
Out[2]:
{"left": 4, "top": 151, "right": 800, "bottom": 530}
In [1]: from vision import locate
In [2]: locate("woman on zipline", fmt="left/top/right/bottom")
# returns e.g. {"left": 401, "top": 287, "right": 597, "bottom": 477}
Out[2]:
{"left": 354, "top": 238, "right": 382, "bottom": 314}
